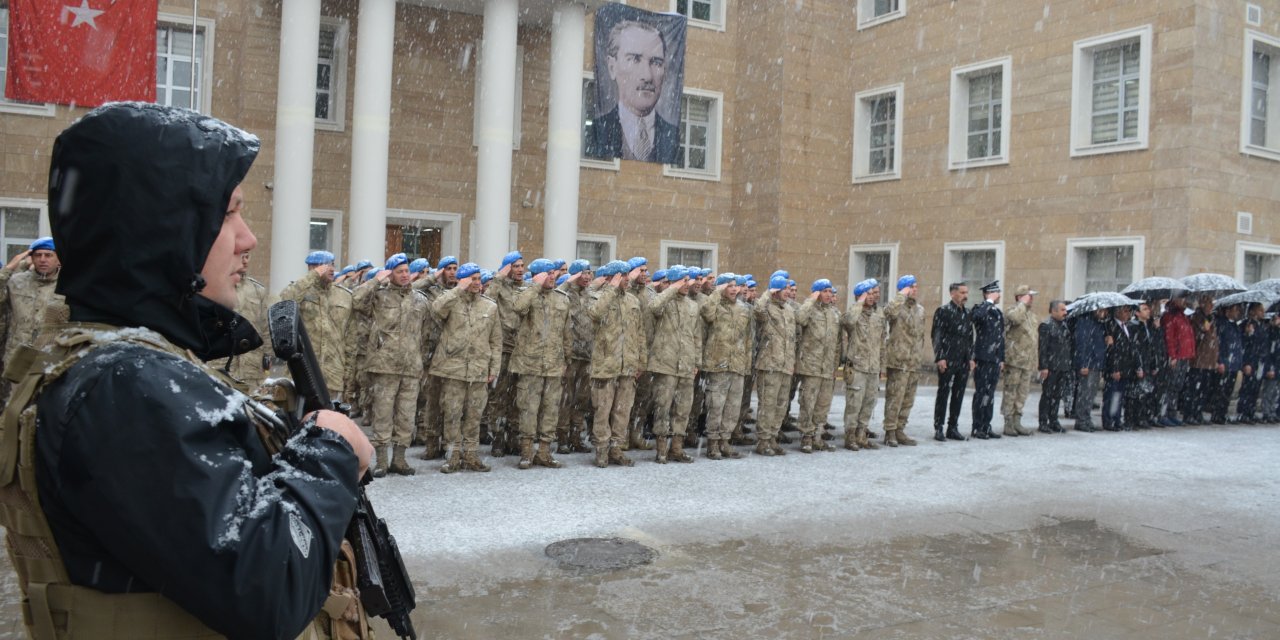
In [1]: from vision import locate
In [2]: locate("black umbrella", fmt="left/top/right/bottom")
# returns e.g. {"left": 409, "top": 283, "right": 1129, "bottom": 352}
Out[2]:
{"left": 1065, "top": 291, "right": 1146, "bottom": 318}
{"left": 1215, "top": 290, "right": 1280, "bottom": 308}
{"left": 1180, "top": 273, "right": 1247, "bottom": 299}
{"left": 1121, "top": 276, "right": 1188, "bottom": 301}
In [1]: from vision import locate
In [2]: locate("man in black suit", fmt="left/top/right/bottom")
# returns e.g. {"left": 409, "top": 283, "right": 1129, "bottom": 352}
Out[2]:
{"left": 932, "top": 282, "right": 974, "bottom": 441}
{"left": 970, "top": 281, "right": 1005, "bottom": 439}
{"left": 586, "top": 20, "right": 680, "bottom": 163}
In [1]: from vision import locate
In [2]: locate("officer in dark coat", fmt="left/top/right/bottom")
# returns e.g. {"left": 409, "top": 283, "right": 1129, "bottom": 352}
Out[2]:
{"left": 1103, "top": 305, "right": 1142, "bottom": 430}
{"left": 1213, "top": 304, "right": 1245, "bottom": 424}
{"left": 932, "top": 282, "right": 974, "bottom": 440}
{"left": 969, "top": 281, "right": 1005, "bottom": 439}
{"left": 1037, "top": 300, "right": 1072, "bottom": 432}
{"left": 1236, "top": 302, "right": 1267, "bottom": 423}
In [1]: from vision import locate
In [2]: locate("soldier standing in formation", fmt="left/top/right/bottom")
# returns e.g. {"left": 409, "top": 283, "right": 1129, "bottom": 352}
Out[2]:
{"left": 227, "top": 251, "right": 272, "bottom": 391}
{"left": 510, "top": 258, "right": 572, "bottom": 470}
{"left": 415, "top": 255, "right": 457, "bottom": 460}
{"left": 435, "top": 263, "right": 503, "bottom": 473}
{"left": 0, "top": 237, "right": 65, "bottom": 398}
{"left": 588, "top": 260, "right": 647, "bottom": 467}
{"left": 485, "top": 251, "right": 525, "bottom": 456}
{"left": 752, "top": 274, "right": 798, "bottom": 456}
{"left": 647, "top": 266, "right": 701, "bottom": 463}
{"left": 1001, "top": 285, "right": 1038, "bottom": 436}
{"left": 557, "top": 259, "right": 596, "bottom": 453}
{"left": 278, "top": 250, "right": 353, "bottom": 399}
{"left": 700, "top": 273, "right": 750, "bottom": 459}
{"left": 841, "top": 279, "right": 884, "bottom": 451}
{"left": 883, "top": 275, "right": 924, "bottom": 446}
{"left": 795, "top": 279, "right": 841, "bottom": 453}
{"left": 970, "top": 281, "right": 1005, "bottom": 440}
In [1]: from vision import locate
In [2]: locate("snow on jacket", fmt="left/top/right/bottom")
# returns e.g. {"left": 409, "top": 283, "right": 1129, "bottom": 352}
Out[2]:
{"left": 795, "top": 297, "right": 841, "bottom": 377}
{"left": 429, "top": 287, "right": 503, "bottom": 382}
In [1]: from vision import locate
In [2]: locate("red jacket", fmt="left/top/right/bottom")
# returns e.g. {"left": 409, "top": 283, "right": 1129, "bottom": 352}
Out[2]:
{"left": 1163, "top": 310, "right": 1195, "bottom": 361}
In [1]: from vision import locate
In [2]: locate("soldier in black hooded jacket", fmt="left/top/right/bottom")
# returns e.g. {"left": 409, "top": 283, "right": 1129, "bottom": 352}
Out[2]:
{"left": 0, "top": 103, "right": 374, "bottom": 640}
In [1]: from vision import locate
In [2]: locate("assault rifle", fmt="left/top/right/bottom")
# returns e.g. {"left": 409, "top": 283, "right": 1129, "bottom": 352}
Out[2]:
{"left": 267, "top": 299, "right": 418, "bottom": 640}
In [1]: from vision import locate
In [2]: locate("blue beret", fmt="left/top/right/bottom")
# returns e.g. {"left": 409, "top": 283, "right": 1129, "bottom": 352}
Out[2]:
{"left": 354, "top": 260, "right": 374, "bottom": 271}
{"left": 480, "top": 269, "right": 495, "bottom": 284}
{"left": 501, "top": 251, "right": 523, "bottom": 269}
{"left": 897, "top": 274, "right": 917, "bottom": 290}
{"left": 28, "top": 237, "right": 55, "bottom": 252}
{"left": 457, "top": 262, "right": 481, "bottom": 280}
{"left": 771, "top": 270, "right": 790, "bottom": 280}
{"left": 769, "top": 275, "right": 789, "bottom": 290}
{"left": 854, "top": 279, "right": 880, "bottom": 297}
{"left": 523, "top": 272, "right": 533, "bottom": 281}
{"left": 812, "top": 278, "right": 833, "bottom": 293}
{"left": 552, "top": 259, "right": 566, "bottom": 269}
{"left": 788, "top": 279, "right": 797, "bottom": 288}
{"left": 409, "top": 258, "right": 430, "bottom": 274}
{"left": 337, "top": 265, "right": 355, "bottom": 277}
{"left": 735, "top": 275, "right": 748, "bottom": 286}
{"left": 556, "top": 274, "right": 569, "bottom": 286}
{"left": 667, "top": 266, "right": 689, "bottom": 282}
{"left": 384, "top": 253, "right": 409, "bottom": 271}
{"left": 363, "top": 270, "right": 378, "bottom": 282}
{"left": 604, "top": 260, "right": 629, "bottom": 277}
{"left": 305, "top": 250, "right": 335, "bottom": 266}
{"left": 715, "top": 272, "right": 737, "bottom": 286}
{"left": 651, "top": 269, "right": 668, "bottom": 282}
{"left": 746, "top": 279, "right": 758, "bottom": 288}
{"left": 627, "top": 256, "right": 647, "bottom": 271}
{"left": 700, "top": 268, "right": 713, "bottom": 278}
{"left": 437, "top": 255, "right": 458, "bottom": 269}
{"left": 528, "top": 258, "right": 556, "bottom": 275}
{"left": 569, "top": 259, "right": 591, "bottom": 275}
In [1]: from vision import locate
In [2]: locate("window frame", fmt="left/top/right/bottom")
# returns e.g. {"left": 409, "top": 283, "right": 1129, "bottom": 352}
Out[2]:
{"left": 309, "top": 209, "right": 344, "bottom": 266}
{"left": 155, "top": 13, "right": 216, "bottom": 114}
{"left": 581, "top": 71, "right": 621, "bottom": 171}
{"left": 669, "top": 0, "right": 725, "bottom": 32}
{"left": 1063, "top": 236, "right": 1145, "bottom": 299}
{"left": 847, "top": 242, "right": 899, "bottom": 309}
{"left": 852, "top": 83, "right": 904, "bottom": 183}
{"left": 0, "top": 6, "right": 56, "bottom": 116}
{"left": 1241, "top": 30, "right": 1280, "bottom": 161}
{"left": 576, "top": 233, "right": 617, "bottom": 265}
{"left": 659, "top": 239, "right": 719, "bottom": 272}
{"left": 472, "top": 42, "right": 524, "bottom": 151}
{"left": 0, "top": 197, "right": 50, "bottom": 261}
{"left": 857, "top": 0, "right": 906, "bottom": 31}
{"left": 315, "top": 16, "right": 350, "bottom": 133}
{"left": 663, "top": 87, "right": 724, "bottom": 182}
{"left": 1069, "top": 25, "right": 1152, "bottom": 157}
{"left": 1236, "top": 240, "right": 1280, "bottom": 285}
{"left": 941, "top": 241, "right": 1005, "bottom": 307}
{"left": 948, "top": 57, "right": 1012, "bottom": 170}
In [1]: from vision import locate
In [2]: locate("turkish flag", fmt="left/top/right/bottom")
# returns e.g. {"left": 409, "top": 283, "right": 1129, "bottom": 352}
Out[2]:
{"left": 5, "top": 0, "right": 157, "bottom": 107}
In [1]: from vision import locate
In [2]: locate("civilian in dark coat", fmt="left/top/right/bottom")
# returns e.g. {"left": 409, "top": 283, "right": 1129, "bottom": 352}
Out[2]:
{"left": 1103, "top": 306, "right": 1141, "bottom": 430}
{"left": 1072, "top": 308, "right": 1109, "bottom": 431}
{"left": 1236, "top": 302, "right": 1267, "bottom": 422}
{"left": 1038, "top": 300, "right": 1072, "bottom": 432}
{"left": 932, "top": 283, "right": 974, "bottom": 440}
{"left": 1212, "top": 304, "right": 1245, "bottom": 423}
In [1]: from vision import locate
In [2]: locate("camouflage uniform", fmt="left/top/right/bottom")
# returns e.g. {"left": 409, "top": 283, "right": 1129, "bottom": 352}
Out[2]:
{"left": 753, "top": 293, "right": 797, "bottom": 451}
{"left": 882, "top": 293, "right": 925, "bottom": 442}
{"left": 413, "top": 277, "right": 449, "bottom": 457}
{"left": 278, "top": 269, "right": 353, "bottom": 398}
{"left": 588, "top": 284, "right": 647, "bottom": 466}
{"left": 483, "top": 274, "right": 524, "bottom": 452}
{"left": 647, "top": 286, "right": 701, "bottom": 460}
{"left": 841, "top": 298, "right": 885, "bottom": 449}
{"left": 556, "top": 278, "right": 594, "bottom": 451}
{"left": 510, "top": 284, "right": 572, "bottom": 453}
{"left": 700, "top": 291, "right": 751, "bottom": 454}
{"left": 227, "top": 276, "right": 272, "bottom": 391}
{"left": 431, "top": 287, "right": 503, "bottom": 456}
{"left": 1001, "top": 300, "right": 1039, "bottom": 434}
{"left": 794, "top": 296, "right": 841, "bottom": 451}
{"left": 627, "top": 282, "right": 657, "bottom": 449}
{"left": 0, "top": 266, "right": 63, "bottom": 366}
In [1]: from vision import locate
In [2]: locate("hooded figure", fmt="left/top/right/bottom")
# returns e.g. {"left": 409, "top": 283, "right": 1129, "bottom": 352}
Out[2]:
{"left": 3, "top": 103, "right": 369, "bottom": 640}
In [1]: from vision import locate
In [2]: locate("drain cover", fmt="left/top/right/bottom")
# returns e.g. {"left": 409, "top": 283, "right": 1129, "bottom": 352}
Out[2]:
{"left": 545, "top": 537, "right": 658, "bottom": 573}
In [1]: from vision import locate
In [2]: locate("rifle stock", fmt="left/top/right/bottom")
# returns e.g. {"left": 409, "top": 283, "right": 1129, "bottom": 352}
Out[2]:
{"left": 267, "top": 300, "right": 418, "bottom": 640}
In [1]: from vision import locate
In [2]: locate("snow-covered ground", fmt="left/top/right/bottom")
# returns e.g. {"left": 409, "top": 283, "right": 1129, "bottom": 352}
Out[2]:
{"left": 371, "top": 387, "right": 1280, "bottom": 594}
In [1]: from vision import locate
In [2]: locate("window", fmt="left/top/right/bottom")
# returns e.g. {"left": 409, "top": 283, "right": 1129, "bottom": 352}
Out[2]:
{"left": 581, "top": 74, "right": 620, "bottom": 170}
{"left": 857, "top": 0, "right": 905, "bottom": 30}
{"left": 315, "top": 18, "right": 349, "bottom": 131}
{"left": 853, "top": 84, "right": 903, "bottom": 182}
{"left": 949, "top": 58, "right": 1012, "bottom": 169}
{"left": 660, "top": 240, "right": 718, "bottom": 271}
{"left": 472, "top": 43, "right": 524, "bottom": 151}
{"left": 1237, "top": 241, "right": 1280, "bottom": 285}
{"left": 1242, "top": 31, "right": 1280, "bottom": 160}
{"left": 156, "top": 14, "right": 214, "bottom": 113}
{"left": 0, "top": 6, "right": 54, "bottom": 116}
{"left": 848, "top": 243, "right": 898, "bottom": 306}
{"left": 1070, "top": 25, "right": 1151, "bottom": 156}
{"left": 1064, "top": 237, "right": 1144, "bottom": 298}
{"left": 0, "top": 199, "right": 47, "bottom": 261}
{"left": 942, "top": 241, "right": 1004, "bottom": 307}
{"left": 309, "top": 210, "right": 343, "bottom": 265}
{"left": 664, "top": 89, "right": 723, "bottom": 181}
{"left": 576, "top": 234, "right": 616, "bottom": 266}
{"left": 672, "top": 0, "right": 724, "bottom": 30}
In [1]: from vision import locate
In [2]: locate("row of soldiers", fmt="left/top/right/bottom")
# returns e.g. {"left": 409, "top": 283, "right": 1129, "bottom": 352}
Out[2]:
{"left": 232, "top": 249, "right": 938, "bottom": 474}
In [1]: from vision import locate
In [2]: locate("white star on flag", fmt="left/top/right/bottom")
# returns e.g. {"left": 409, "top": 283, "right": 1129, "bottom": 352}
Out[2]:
{"left": 63, "top": 0, "right": 105, "bottom": 30}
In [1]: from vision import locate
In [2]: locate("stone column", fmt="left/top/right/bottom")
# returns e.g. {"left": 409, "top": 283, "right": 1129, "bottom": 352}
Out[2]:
{"left": 473, "top": 0, "right": 519, "bottom": 269}
{"left": 348, "top": 0, "right": 396, "bottom": 268}
{"left": 542, "top": 2, "right": 585, "bottom": 262}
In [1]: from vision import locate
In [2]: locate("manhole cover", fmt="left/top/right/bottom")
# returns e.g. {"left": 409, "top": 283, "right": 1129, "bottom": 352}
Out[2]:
{"left": 545, "top": 537, "right": 658, "bottom": 573}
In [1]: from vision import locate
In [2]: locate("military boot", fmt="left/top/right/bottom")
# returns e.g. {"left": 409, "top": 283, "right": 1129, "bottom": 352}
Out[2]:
{"left": 769, "top": 437, "right": 787, "bottom": 456}
{"left": 505, "top": 427, "right": 522, "bottom": 455}
{"left": 518, "top": 438, "right": 535, "bottom": 470}
{"left": 629, "top": 424, "right": 654, "bottom": 451}
{"left": 490, "top": 429, "right": 506, "bottom": 457}
{"left": 608, "top": 446, "right": 635, "bottom": 467}
{"left": 721, "top": 439, "right": 742, "bottom": 459}
{"left": 669, "top": 436, "right": 694, "bottom": 463}
{"left": 705, "top": 439, "right": 723, "bottom": 460}
{"left": 389, "top": 446, "right": 416, "bottom": 476}
{"left": 896, "top": 430, "right": 918, "bottom": 446}
{"left": 814, "top": 435, "right": 835, "bottom": 452}
{"left": 570, "top": 426, "right": 593, "bottom": 453}
{"left": 419, "top": 436, "right": 444, "bottom": 461}
{"left": 439, "top": 449, "right": 463, "bottom": 474}
{"left": 754, "top": 440, "right": 776, "bottom": 456}
{"left": 372, "top": 446, "right": 390, "bottom": 478}
{"left": 882, "top": 429, "right": 899, "bottom": 448}
{"left": 533, "top": 442, "right": 563, "bottom": 469}
{"left": 857, "top": 427, "right": 879, "bottom": 450}
{"left": 654, "top": 436, "right": 670, "bottom": 464}
{"left": 556, "top": 430, "right": 572, "bottom": 455}
{"left": 1015, "top": 421, "right": 1034, "bottom": 436}
{"left": 684, "top": 430, "right": 699, "bottom": 448}
{"left": 594, "top": 445, "right": 609, "bottom": 468}
{"left": 776, "top": 431, "right": 793, "bottom": 444}
{"left": 843, "top": 431, "right": 860, "bottom": 451}
{"left": 729, "top": 424, "right": 757, "bottom": 445}
{"left": 462, "top": 450, "right": 491, "bottom": 472}
{"left": 800, "top": 434, "right": 814, "bottom": 454}
{"left": 1002, "top": 421, "right": 1022, "bottom": 437}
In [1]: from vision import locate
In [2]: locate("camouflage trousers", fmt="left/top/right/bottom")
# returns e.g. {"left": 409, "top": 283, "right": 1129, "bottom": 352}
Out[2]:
{"left": 704, "top": 371, "right": 744, "bottom": 441}
{"left": 483, "top": 352, "right": 519, "bottom": 433}
{"left": 651, "top": 373, "right": 695, "bottom": 438}
{"left": 442, "top": 377, "right": 489, "bottom": 452}
{"left": 414, "top": 374, "right": 444, "bottom": 440}
{"left": 686, "top": 372, "right": 707, "bottom": 434}
{"left": 368, "top": 372, "right": 419, "bottom": 448}
{"left": 557, "top": 359, "right": 592, "bottom": 435}
{"left": 755, "top": 371, "right": 793, "bottom": 440}
{"left": 591, "top": 376, "right": 636, "bottom": 448}
{"left": 883, "top": 367, "right": 919, "bottom": 432}
{"left": 843, "top": 369, "right": 879, "bottom": 432}
{"left": 1001, "top": 365, "right": 1033, "bottom": 426}
{"left": 630, "top": 371, "right": 655, "bottom": 429}
{"left": 516, "top": 374, "right": 562, "bottom": 443}
{"left": 737, "top": 370, "right": 757, "bottom": 428}
{"left": 797, "top": 374, "right": 835, "bottom": 437}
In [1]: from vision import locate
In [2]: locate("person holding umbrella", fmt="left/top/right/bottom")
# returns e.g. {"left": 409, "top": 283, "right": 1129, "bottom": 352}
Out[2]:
{"left": 1162, "top": 297, "right": 1195, "bottom": 426}
{"left": 1187, "top": 297, "right": 1220, "bottom": 425}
